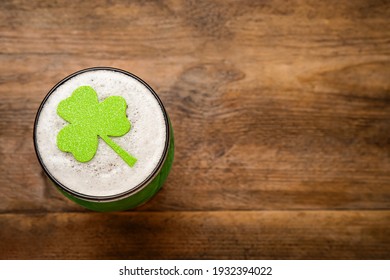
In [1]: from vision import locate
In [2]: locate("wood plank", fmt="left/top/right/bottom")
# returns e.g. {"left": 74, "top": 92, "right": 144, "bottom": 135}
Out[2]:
{"left": 0, "top": 0, "right": 389, "bottom": 57}
{"left": 1, "top": 152, "right": 390, "bottom": 212}
{"left": 0, "top": 211, "right": 389, "bottom": 259}
{"left": 1, "top": 62, "right": 389, "bottom": 212}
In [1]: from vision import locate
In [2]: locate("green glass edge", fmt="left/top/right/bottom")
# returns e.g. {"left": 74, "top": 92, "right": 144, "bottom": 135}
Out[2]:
{"left": 55, "top": 120, "right": 174, "bottom": 212}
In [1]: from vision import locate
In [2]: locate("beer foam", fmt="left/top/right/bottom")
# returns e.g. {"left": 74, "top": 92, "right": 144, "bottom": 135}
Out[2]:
{"left": 35, "top": 69, "right": 167, "bottom": 197}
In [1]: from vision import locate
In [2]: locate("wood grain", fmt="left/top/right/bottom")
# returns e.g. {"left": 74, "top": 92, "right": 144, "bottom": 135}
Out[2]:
{"left": 1, "top": 211, "right": 389, "bottom": 259}
{"left": 0, "top": 0, "right": 389, "bottom": 259}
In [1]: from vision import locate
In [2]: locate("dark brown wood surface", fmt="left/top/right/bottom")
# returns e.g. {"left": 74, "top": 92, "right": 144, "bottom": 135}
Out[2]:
{"left": 0, "top": 0, "right": 389, "bottom": 259}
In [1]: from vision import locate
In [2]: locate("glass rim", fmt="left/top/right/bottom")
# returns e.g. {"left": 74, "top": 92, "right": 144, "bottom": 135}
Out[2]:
{"left": 33, "top": 66, "right": 171, "bottom": 202}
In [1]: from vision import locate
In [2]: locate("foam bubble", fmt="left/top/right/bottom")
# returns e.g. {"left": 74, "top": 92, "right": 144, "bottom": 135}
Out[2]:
{"left": 35, "top": 69, "right": 167, "bottom": 197}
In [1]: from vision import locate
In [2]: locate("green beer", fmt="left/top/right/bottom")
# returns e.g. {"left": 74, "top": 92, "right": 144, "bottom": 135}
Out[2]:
{"left": 34, "top": 67, "right": 174, "bottom": 211}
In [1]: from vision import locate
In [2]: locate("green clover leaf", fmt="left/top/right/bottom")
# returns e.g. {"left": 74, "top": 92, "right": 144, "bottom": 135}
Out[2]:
{"left": 56, "top": 86, "right": 137, "bottom": 167}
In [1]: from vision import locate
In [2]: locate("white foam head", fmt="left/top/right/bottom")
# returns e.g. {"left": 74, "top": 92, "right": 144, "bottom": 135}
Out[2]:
{"left": 35, "top": 69, "right": 168, "bottom": 198}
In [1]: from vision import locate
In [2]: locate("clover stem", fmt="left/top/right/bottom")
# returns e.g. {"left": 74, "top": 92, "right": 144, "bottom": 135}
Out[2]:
{"left": 100, "top": 135, "right": 137, "bottom": 167}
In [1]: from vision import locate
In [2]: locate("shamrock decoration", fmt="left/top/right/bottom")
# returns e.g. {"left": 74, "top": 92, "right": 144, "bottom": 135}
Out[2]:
{"left": 56, "top": 86, "right": 137, "bottom": 167}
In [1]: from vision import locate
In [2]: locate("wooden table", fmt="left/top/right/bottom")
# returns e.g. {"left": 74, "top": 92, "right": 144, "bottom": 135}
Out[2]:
{"left": 0, "top": 0, "right": 389, "bottom": 259}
